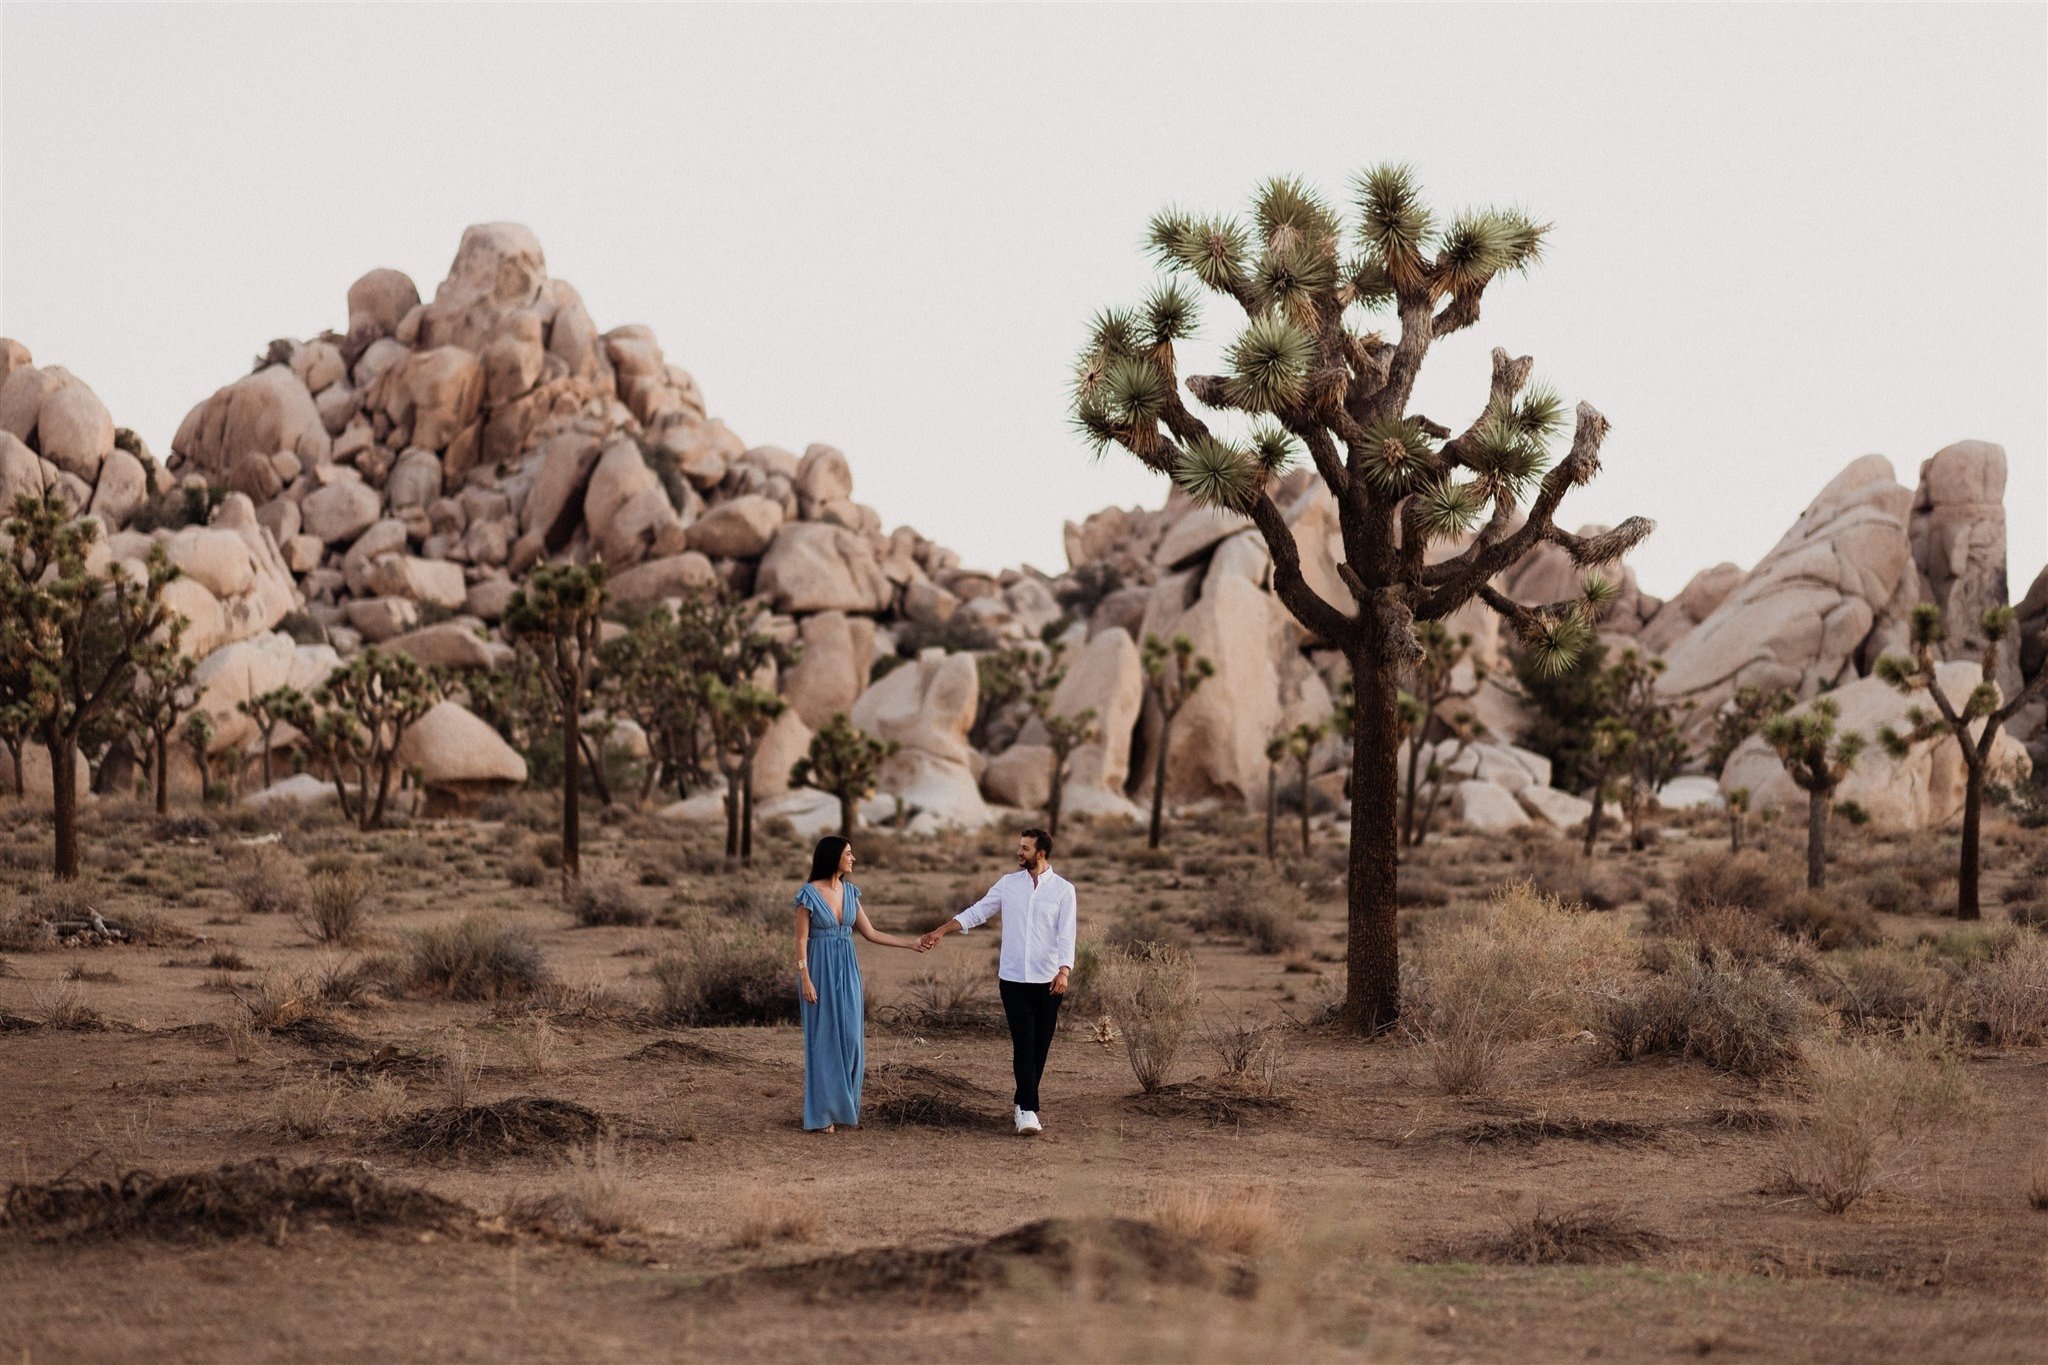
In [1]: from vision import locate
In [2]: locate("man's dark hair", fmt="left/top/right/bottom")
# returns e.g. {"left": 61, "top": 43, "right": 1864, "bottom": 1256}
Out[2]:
{"left": 1020, "top": 827, "right": 1052, "bottom": 857}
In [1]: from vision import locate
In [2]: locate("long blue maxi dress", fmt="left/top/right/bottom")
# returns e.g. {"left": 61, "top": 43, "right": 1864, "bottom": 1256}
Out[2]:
{"left": 797, "top": 881, "right": 864, "bottom": 1131}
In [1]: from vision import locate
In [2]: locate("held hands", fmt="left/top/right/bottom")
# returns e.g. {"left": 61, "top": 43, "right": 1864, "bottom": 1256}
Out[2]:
{"left": 916, "top": 929, "right": 945, "bottom": 953}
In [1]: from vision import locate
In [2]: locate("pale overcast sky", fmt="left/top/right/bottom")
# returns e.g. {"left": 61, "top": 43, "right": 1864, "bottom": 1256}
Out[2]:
{"left": 2, "top": 3, "right": 2042, "bottom": 598}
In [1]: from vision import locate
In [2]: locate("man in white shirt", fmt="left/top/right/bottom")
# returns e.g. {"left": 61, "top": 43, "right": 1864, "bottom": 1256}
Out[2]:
{"left": 918, "top": 827, "right": 1076, "bottom": 1135}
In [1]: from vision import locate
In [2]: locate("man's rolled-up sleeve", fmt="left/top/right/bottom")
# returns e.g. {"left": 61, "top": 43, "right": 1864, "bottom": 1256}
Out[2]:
{"left": 954, "top": 882, "right": 1003, "bottom": 933}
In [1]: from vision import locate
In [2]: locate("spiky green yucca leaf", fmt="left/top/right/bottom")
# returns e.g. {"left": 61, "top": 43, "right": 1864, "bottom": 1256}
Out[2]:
{"left": 1512, "top": 384, "right": 1567, "bottom": 441}
{"left": 1908, "top": 601, "right": 1944, "bottom": 649}
{"left": 1166, "top": 215, "right": 1251, "bottom": 293}
{"left": 1396, "top": 691, "right": 1428, "bottom": 729}
{"left": 1223, "top": 313, "right": 1316, "bottom": 411}
{"left": 1524, "top": 608, "right": 1593, "bottom": 678}
{"left": 1982, "top": 604, "right": 2016, "bottom": 642}
{"left": 1345, "top": 252, "right": 1396, "bottom": 309}
{"left": 1146, "top": 207, "right": 1196, "bottom": 263}
{"left": 1142, "top": 280, "right": 1201, "bottom": 345}
{"left": 1101, "top": 355, "right": 1169, "bottom": 425}
{"left": 1462, "top": 414, "right": 1548, "bottom": 493}
{"left": 1353, "top": 163, "right": 1432, "bottom": 264}
{"left": 1070, "top": 403, "right": 1119, "bottom": 456}
{"left": 1254, "top": 174, "right": 1339, "bottom": 243}
{"left": 1251, "top": 239, "right": 1337, "bottom": 318}
{"left": 1492, "top": 208, "right": 1549, "bottom": 273}
{"left": 1088, "top": 306, "right": 1141, "bottom": 359}
{"left": 1357, "top": 416, "right": 1436, "bottom": 494}
{"left": 1246, "top": 420, "right": 1297, "bottom": 475}
{"left": 1412, "top": 477, "right": 1484, "bottom": 540}
{"left": 1435, "top": 211, "right": 1519, "bottom": 294}
{"left": 1874, "top": 653, "right": 1917, "bottom": 689}
{"left": 1878, "top": 724, "right": 1913, "bottom": 760}
{"left": 1172, "top": 435, "right": 1260, "bottom": 512}
{"left": 1579, "top": 571, "right": 1619, "bottom": 611}
{"left": 1966, "top": 681, "right": 2001, "bottom": 719}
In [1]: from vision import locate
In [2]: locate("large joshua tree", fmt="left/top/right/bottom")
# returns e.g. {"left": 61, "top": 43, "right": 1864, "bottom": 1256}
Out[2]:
{"left": 1876, "top": 603, "right": 2048, "bottom": 921}
{"left": 1072, "top": 168, "right": 1649, "bottom": 1031}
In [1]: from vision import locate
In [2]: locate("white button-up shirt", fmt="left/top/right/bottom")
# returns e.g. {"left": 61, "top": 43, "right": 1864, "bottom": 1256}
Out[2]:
{"left": 952, "top": 868, "right": 1077, "bottom": 984}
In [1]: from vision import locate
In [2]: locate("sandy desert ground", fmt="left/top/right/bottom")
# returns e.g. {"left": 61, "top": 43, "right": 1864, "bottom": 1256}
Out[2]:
{"left": 2, "top": 794, "right": 2045, "bottom": 1364}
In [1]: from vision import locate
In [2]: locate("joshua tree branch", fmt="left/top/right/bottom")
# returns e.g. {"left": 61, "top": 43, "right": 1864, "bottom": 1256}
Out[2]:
{"left": 1245, "top": 492, "right": 1355, "bottom": 645}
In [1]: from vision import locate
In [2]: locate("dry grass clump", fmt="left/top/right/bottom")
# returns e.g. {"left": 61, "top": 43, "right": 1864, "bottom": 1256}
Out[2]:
{"left": 229, "top": 848, "right": 305, "bottom": 918}
{"left": 402, "top": 916, "right": 550, "bottom": 1001}
{"left": 567, "top": 874, "right": 653, "bottom": 928}
{"left": 1098, "top": 944, "right": 1199, "bottom": 1093}
{"left": 1959, "top": 931, "right": 2048, "bottom": 1046}
{"left": 1468, "top": 1204, "right": 1664, "bottom": 1265}
{"left": 1521, "top": 846, "right": 1645, "bottom": 912}
{"left": 30, "top": 982, "right": 103, "bottom": 1031}
{"left": 1137, "top": 1182, "right": 1280, "bottom": 1257}
{"left": 511, "top": 1015, "right": 563, "bottom": 1076}
{"left": 648, "top": 927, "right": 796, "bottom": 1027}
{"left": 1769, "top": 890, "right": 1884, "bottom": 950}
{"left": 1408, "top": 884, "right": 1632, "bottom": 1094}
{"left": 1812, "top": 947, "right": 1949, "bottom": 1032}
{"left": 1675, "top": 849, "right": 1791, "bottom": 915}
{"left": 1593, "top": 946, "right": 1810, "bottom": 1077}
{"left": 0, "top": 900, "right": 54, "bottom": 952}
{"left": 887, "top": 961, "right": 1003, "bottom": 1032}
{"left": 866, "top": 1065, "right": 998, "bottom": 1128}
{"left": 1100, "top": 913, "right": 1193, "bottom": 958}
{"left": 1203, "top": 1014, "right": 1285, "bottom": 1096}
{"left": 729, "top": 1184, "right": 823, "bottom": 1249}
{"left": 0, "top": 1159, "right": 473, "bottom": 1243}
{"left": 271, "top": 1075, "right": 345, "bottom": 1138}
{"left": 1192, "top": 875, "right": 1309, "bottom": 954}
{"left": 297, "top": 868, "right": 373, "bottom": 946}
{"left": 1770, "top": 1027, "right": 1982, "bottom": 1213}
{"left": 503, "top": 1138, "right": 641, "bottom": 1238}
{"left": 379, "top": 1096, "right": 611, "bottom": 1160}
{"left": 506, "top": 855, "right": 547, "bottom": 888}
{"left": 1645, "top": 898, "right": 1784, "bottom": 963}
{"left": 232, "top": 971, "right": 359, "bottom": 1049}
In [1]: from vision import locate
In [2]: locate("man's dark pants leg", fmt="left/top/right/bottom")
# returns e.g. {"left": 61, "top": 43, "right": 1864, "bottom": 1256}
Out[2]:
{"left": 998, "top": 978, "right": 1062, "bottom": 1111}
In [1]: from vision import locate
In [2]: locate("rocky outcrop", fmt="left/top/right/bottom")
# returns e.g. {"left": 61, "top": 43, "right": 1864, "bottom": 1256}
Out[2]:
{"left": 395, "top": 700, "right": 529, "bottom": 811}
{"left": 1658, "top": 456, "right": 1914, "bottom": 731}
{"left": 850, "top": 650, "right": 990, "bottom": 830}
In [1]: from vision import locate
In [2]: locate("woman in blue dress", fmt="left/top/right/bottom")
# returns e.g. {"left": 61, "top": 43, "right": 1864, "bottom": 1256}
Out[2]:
{"left": 796, "top": 836, "right": 923, "bottom": 1132}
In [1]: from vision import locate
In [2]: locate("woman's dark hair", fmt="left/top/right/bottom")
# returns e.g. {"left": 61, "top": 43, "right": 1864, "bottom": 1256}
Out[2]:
{"left": 807, "top": 836, "right": 851, "bottom": 884}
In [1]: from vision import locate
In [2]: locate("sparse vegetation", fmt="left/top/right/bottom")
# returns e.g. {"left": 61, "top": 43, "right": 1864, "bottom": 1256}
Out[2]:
{"left": 402, "top": 916, "right": 550, "bottom": 1001}
{"left": 1098, "top": 943, "right": 1198, "bottom": 1093}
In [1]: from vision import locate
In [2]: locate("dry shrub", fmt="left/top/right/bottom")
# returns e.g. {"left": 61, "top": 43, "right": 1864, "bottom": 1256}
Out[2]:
{"left": 229, "top": 848, "right": 305, "bottom": 918}
{"left": 1960, "top": 931, "right": 2048, "bottom": 1046}
{"left": 1771, "top": 1027, "right": 1983, "bottom": 1213}
{"left": 31, "top": 982, "right": 101, "bottom": 1030}
{"left": 1409, "top": 884, "right": 1632, "bottom": 1094}
{"left": 403, "top": 916, "right": 549, "bottom": 1001}
{"left": 506, "top": 855, "right": 546, "bottom": 888}
{"left": 379, "top": 1096, "right": 610, "bottom": 1160}
{"left": 503, "top": 1138, "right": 641, "bottom": 1237}
{"left": 347, "top": 1074, "right": 411, "bottom": 1124}
{"left": 271, "top": 1076, "right": 344, "bottom": 1138}
{"left": 729, "top": 1185, "right": 822, "bottom": 1249}
{"left": 648, "top": 927, "right": 796, "bottom": 1027}
{"left": 1192, "top": 875, "right": 1308, "bottom": 955}
{"left": 1675, "top": 849, "right": 1791, "bottom": 914}
{"left": 1101, "top": 913, "right": 1192, "bottom": 957}
{"left": 1848, "top": 868, "right": 1923, "bottom": 916}
{"left": 1203, "top": 1014, "right": 1285, "bottom": 1096}
{"left": 2009, "top": 897, "right": 2048, "bottom": 932}
{"left": 889, "top": 960, "right": 1002, "bottom": 1032}
{"left": 1470, "top": 1204, "right": 1664, "bottom": 1265}
{"left": 1522, "top": 846, "right": 1644, "bottom": 911}
{"left": 0, "top": 901, "right": 53, "bottom": 952}
{"left": 512, "top": 1015, "right": 563, "bottom": 1075}
{"left": 298, "top": 868, "right": 373, "bottom": 946}
{"left": 220, "top": 1004, "right": 256, "bottom": 1063}
{"left": 866, "top": 1065, "right": 999, "bottom": 1128}
{"left": 1645, "top": 899, "right": 1784, "bottom": 963}
{"left": 568, "top": 874, "right": 652, "bottom": 928}
{"left": 1137, "top": 1182, "right": 1280, "bottom": 1257}
{"left": 1769, "top": 890, "right": 1883, "bottom": 950}
{"left": 1812, "top": 947, "right": 1948, "bottom": 1031}
{"left": 1098, "top": 944, "right": 1199, "bottom": 1093}
{"left": 1593, "top": 947, "right": 1810, "bottom": 1077}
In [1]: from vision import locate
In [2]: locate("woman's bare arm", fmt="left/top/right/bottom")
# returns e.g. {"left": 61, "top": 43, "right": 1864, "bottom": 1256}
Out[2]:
{"left": 853, "top": 903, "right": 919, "bottom": 950}
{"left": 796, "top": 894, "right": 817, "bottom": 1003}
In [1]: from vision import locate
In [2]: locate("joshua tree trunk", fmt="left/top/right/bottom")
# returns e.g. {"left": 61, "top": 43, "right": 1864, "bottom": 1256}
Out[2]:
{"left": 1264, "top": 762, "right": 1278, "bottom": 863}
{"left": 1728, "top": 809, "right": 1743, "bottom": 853}
{"left": 838, "top": 789, "right": 855, "bottom": 841}
{"left": 741, "top": 764, "right": 756, "bottom": 866}
{"left": 560, "top": 701, "right": 583, "bottom": 882}
{"left": 1805, "top": 790, "right": 1830, "bottom": 890}
{"left": 153, "top": 731, "right": 170, "bottom": 815}
{"left": 722, "top": 771, "right": 742, "bottom": 860}
{"left": 1297, "top": 751, "right": 1312, "bottom": 857}
{"left": 1957, "top": 761, "right": 1983, "bottom": 921}
{"left": 47, "top": 731, "right": 82, "bottom": 880}
{"left": 5, "top": 738, "right": 26, "bottom": 797}
{"left": 579, "top": 730, "right": 612, "bottom": 807}
{"left": 1344, "top": 656, "right": 1402, "bottom": 1034}
{"left": 258, "top": 727, "right": 275, "bottom": 791}
{"left": 1626, "top": 783, "right": 1647, "bottom": 851}
{"left": 1147, "top": 717, "right": 1173, "bottom": 850}
{"left": 1583, "top": 785, "right": 1606, "bottom": 858}
{"left": 1046, "top": 753, "right": 1068, "bottom": 844}
{"left": 1401, "top": 731, "right": 1426, "bottom": 848}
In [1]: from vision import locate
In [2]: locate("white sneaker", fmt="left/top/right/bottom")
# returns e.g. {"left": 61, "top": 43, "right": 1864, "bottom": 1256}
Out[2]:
{"left": 1017, "top": 1109, "right": 1042, "bottom": 1135}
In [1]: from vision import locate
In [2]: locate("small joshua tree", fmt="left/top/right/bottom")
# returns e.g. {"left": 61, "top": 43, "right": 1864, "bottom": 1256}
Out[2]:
{"left": 1708, "top": 683, "right": 1796, "bottom": 775}
{"left": 1411, "top": 705, "right": 1484, "bottom": 848}
{"left": 1398, "top": 622, "right": 1474, "bottom": 847}
{"left": 1875, "top": 603, "right": 2048, "bottom": 920}
{"left": 1762, "top": 698, "right": 1865, "bottom": 890}
{"left": 1726, "top": 786, "right": 1751, "bottom": 853}
{"left": 1602, "top": 648, "right": 1691, "bottom": 850}
{"left": 504, "top": 564, "right": 606, "bottom": 884}
{"left": 1039, "top": 708, "right": 1099, "bottom": 846}
{"left": 0, "top": 700, "right": 31, "bottom": 798}
{"left": 791, "top": 712, "right": 896, "bottom": 839}
{"left": 1285, "top": 719, "right": 1325, "bottom": 856}
{"left": 705, "top": 680, "right": 786, "bottom": 864}
{"left": 179, "top": 710, "right": 216, "bottom": 804}
{"left": 1581, "top": 716, "right": 1634, "bottom": 858}
{"left": 1140, "top": 632, "right": 1214, "bottom": 849}
{"left": 122, "top": 621, "right": 200, "bottom": 815}
{"left": 1263, "top": 730, "right": 1287, "bottom": 863}
{"left": 237, "top": 684, "right": 303, "bottom": 793}
{"left": 0, "top": 493, "right": 181, "bottom": 877}
{"left": 285, "top": 648, "right": 440, "bottom": 831}
{"left": 1073, "top": 168, "right": 1649, "bottom": 1031}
